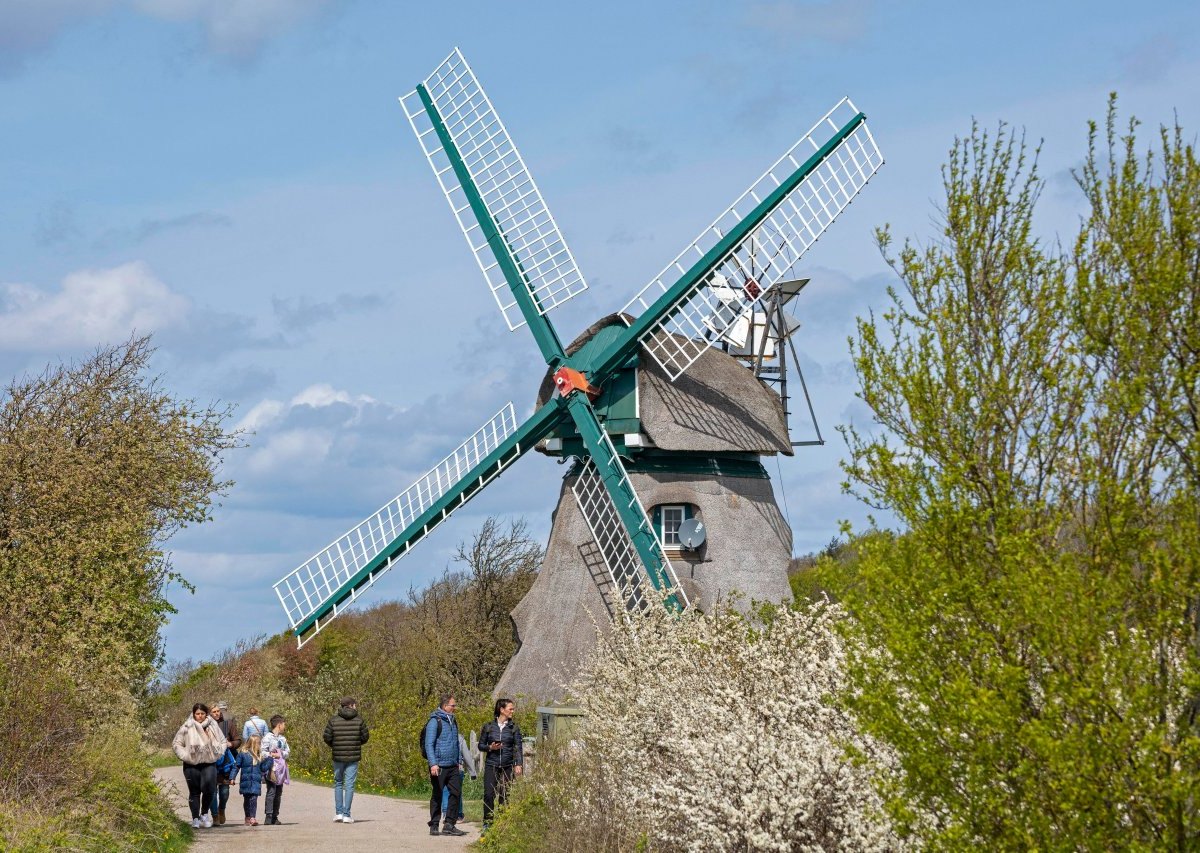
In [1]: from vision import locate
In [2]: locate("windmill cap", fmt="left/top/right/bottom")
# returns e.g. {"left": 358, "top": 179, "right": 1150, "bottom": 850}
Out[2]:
{"left": 534, "top": 313, "right": 792, "bottom": 456}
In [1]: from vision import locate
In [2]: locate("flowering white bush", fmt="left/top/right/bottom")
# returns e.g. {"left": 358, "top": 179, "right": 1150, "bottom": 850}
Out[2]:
{"left": 569, "top": 599, "right": 909, "bottom": 852}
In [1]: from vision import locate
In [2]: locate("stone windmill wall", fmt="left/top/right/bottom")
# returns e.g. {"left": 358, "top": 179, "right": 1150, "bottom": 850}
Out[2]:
{"left": 494, "top": 316, "right": 795, "bottom": 702}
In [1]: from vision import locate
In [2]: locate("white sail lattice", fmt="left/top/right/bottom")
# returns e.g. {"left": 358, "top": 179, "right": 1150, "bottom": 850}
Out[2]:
{"left": 622, "top": 97, "right": 883, "bottom": 380}
{"left": 401, "top": 48, "right": 588, "bottom": 331}
{"left": 571, "top": 435, "right": 689, "bottom": 617}
{"left": 274, "top": 403, "right": 520, "bottom": 639}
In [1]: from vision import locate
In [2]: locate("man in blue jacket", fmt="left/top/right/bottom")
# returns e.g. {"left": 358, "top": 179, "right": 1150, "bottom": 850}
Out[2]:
{"left": 423, "top": 693, "right": 466, "bottom": 837}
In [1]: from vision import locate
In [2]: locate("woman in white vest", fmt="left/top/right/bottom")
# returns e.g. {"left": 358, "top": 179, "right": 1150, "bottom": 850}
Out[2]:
{"left": 172, "top": 702, "right": 227, "bottom": 829}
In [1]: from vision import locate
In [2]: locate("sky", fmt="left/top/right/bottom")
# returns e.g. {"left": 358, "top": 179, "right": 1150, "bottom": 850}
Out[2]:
{"left": 2, "top": 0, "right": 1198, "bottom": 668}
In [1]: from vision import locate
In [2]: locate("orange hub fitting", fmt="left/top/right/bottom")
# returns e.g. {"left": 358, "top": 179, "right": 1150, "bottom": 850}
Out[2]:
{"left": 553, "top": 366, "right": 599, "bottom": 400}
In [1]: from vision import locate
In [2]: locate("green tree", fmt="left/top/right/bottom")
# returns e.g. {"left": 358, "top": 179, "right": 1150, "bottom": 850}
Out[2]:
{"left": 0, "top": 335, "right": 237, "bottom": 850}
{"left": 832, "top": 104, "right": 1200, "bottom": 848}
{"left": 0, "top": 335, "right": 238, "bottom": 698}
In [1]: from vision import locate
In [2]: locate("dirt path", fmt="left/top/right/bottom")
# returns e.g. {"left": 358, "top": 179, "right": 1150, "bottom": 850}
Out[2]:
{"left": 154, "top": 767, "right": 478, "bottom": 852}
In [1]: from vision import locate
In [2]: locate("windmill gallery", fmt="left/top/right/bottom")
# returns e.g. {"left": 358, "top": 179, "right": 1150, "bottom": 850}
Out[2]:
{"left": 272, "top": 48, "right": 883, "bottom": 700}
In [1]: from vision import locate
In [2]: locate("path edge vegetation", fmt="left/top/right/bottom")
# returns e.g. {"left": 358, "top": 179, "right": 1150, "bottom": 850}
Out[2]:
{"left": 0, "top": 336, "right": 238, "bottom": 851}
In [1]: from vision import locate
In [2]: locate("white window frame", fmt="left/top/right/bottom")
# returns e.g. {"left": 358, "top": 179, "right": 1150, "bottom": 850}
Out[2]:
{"left": 659, "top": 505, "right": 687, "bottom": 549}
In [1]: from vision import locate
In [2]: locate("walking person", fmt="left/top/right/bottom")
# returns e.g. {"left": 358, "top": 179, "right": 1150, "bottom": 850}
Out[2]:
{"left": 440, "top": 733, "right": 477, "bottom": 824}
{"left": 242, "top": 707, "right": 268, "bottom": 742}
{"left": 236, "top": 734, "right": 273, "bottom": 826}
{"left": 171, "top": 702, "right": 227, "bottom": 829}
{"left": 208, "top": 702, "right": 235, "bottom": 826}
{"left": 210, "top": 705, "right": 230, "bottom": 739}
{"left": 213, "top": 701, "right": 239, "bottom": 744}
{"left": 423, "top": 693, "right": 466, "bottom": 837}
{"left": 261, "top": 715, "right": 291, "bottom": 826}
{"left": 323, "top": 696, "right": 370, "bottom": 824}
{"left": 479, "top": 697, "right": 524, "bottom": 832}
{"left": 211, "top": 735, "right": 241, "bottom": 826}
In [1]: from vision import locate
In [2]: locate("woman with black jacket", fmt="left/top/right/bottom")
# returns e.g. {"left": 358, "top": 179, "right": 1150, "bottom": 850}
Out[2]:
{"left": 478, "top": 697, "right": 523, "bottom": 829}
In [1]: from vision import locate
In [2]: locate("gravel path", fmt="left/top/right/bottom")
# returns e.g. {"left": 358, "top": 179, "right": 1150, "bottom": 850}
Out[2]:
{"left": 154, "top": 767, "right": 478, "bottom": 852}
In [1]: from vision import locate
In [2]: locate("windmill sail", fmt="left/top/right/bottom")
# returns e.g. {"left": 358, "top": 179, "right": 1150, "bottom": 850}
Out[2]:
{"left": 274, "top": 402, "right": 553, "bottom": 644}
{"left": 401, "top": 48, "right": 588, "bottom": 332}
{"left": 570, "top": 430, "right": 689, "bottom": 616}
{"left": 622, "top": 97, "right": 883, "bottom": 381}
{"left": 272, "top": 52, "right": 884, "bottom": 649}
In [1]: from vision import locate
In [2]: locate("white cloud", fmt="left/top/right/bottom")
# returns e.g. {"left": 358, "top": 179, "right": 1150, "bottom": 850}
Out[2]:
{"left": 246, "top": 427, "right": 333, "bottom": 474}
{"left": 0, "top": 0, "right": 111, "bottom": 76}
{"left": 133, "top": 0, "right": 335, "bottom": 60}
{"left": 235, "top": 398, "right": 286, "bottom": 432}
{"left": 224, "top": 375, "right": 548, "bottom": 524}
{"left": 234, "top": 382, "right": 375, "bottom": 432}
{"left": 0, "top": 0, "right": 336, "bottom": 73}
{"left": 289, "top": 382, "right": 374, "bottom": 410}
{"left": 0, "top": 261, "right": 190, "bottom": 351}
{"left": 236, "top": 382, "right": 385, "bottom": 476}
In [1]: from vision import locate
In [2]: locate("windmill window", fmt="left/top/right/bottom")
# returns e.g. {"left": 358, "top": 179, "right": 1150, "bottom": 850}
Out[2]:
{"left": 653, "top": 504, "right": 694, "bottom": 549}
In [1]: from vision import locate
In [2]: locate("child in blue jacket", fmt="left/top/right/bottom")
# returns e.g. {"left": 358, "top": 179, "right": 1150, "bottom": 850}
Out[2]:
{"left": 211, "top": 736, "right": 241, "bottom": 825}
{"left": 236, "top": 735, "right": 274, "bottom": 826}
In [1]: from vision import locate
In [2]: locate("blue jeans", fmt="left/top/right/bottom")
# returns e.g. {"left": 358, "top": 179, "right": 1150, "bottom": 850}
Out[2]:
{"left": 333, "top": 761, "right": 359, "bottom": 817}
{"left": 209, "top": 782, "right": 230, "bottom": 817}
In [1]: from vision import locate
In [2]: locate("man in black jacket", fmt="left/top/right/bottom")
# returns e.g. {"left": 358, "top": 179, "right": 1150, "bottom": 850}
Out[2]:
{"left": 323, "top": 697, "right": 370, "bottom": 824}
{"left": 478, "top": 697, "right": 523, "bottom": 830}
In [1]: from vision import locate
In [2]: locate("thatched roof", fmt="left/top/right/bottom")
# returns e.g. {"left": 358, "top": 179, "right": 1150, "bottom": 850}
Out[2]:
{"left": 536, "top": 314, "right": 792, "bottom": 456}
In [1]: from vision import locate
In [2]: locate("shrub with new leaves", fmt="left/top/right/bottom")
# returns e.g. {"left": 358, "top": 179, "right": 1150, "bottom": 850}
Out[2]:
{"left": 833, "top": 102, "right": 1200, "bottom": 847}
{"left": 0, "top": 336, "right": 237, "bottom": 699}
{"left": 565, "top": 600, "right": 907, "bottom": 852}
{"left": 0, "top": 336, "right": 237, "bottom": 850}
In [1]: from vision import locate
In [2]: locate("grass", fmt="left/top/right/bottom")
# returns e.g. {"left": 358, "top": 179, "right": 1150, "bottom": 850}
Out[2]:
{"left": 290, "top": 767, "right": 485, "bottom": 824}
{"left": 145, "top": 747, "right": 179, "bottom": 769}
{"left": 156, "top": 817, "right": 194, "bottom": 852}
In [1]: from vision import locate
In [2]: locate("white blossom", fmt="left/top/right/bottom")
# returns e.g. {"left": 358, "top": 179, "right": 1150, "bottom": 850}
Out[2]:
{"left": 567, "top": 599, "right": 912, "bottom": 851}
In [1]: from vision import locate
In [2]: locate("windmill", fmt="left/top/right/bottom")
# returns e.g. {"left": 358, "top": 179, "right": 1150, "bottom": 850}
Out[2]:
{"left": 272, "top": 49, "right": 883, "bottom": 668}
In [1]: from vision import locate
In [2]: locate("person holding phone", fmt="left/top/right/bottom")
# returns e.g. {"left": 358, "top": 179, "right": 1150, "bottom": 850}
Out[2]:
{"left": 478, "top": 697, "right": 523, "bottom": 830}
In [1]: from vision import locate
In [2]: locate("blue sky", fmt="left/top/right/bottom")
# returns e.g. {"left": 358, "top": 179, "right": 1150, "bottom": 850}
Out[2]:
{"left": 2, "top": 0, "right": 1197, "bottom": 667}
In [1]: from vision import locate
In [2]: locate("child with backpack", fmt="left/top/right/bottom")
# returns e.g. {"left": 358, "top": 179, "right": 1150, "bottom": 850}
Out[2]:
{"left": 261, "top": 715, "right": 291, "bottom": 825}
{"left": 236, "top": 734, "right": 274, "bottom": 826}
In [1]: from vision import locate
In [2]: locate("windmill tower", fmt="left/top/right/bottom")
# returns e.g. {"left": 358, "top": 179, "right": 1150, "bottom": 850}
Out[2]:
{"left": 272, "top": 50, "right": 883, "bottom": 692}
{"left": 498, "top": 313, "right": 799, "bottom": 699}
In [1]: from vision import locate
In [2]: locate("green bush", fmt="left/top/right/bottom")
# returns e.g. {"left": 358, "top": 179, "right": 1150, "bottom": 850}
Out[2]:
{"left": 0, "top": 688, "right": 185, "bottom": 852}
{"left": 478, "top": 739, "right": 592, "bottom": 853}
{"left": 838, "top": 104, "right": 1200, "bottom": 847}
